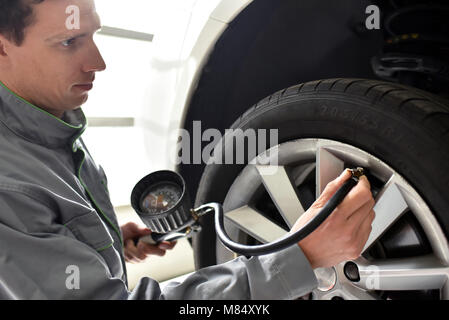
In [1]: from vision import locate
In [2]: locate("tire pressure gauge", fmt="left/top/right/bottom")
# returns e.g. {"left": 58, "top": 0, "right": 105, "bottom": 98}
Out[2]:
{"left": 131, "top": 168, "right": 365, "bottom": 255}
{"left": 131, "top": 170, "right": 199, "bottom": 245}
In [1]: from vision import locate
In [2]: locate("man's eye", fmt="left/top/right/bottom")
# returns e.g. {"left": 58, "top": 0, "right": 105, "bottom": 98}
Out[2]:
{"left": 61, "top": 38, "right": 77, "bottom": 47}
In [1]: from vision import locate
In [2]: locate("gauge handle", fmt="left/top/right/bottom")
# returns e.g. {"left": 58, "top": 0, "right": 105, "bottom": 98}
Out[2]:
{"left": 137, "top": 234, "right": 161, "bottom": 245}
{"left": 137, "top": 229, "right": 192, "bottom": 245}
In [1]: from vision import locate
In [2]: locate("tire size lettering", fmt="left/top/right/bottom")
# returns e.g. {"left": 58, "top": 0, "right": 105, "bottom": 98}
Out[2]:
{"left": 320, "top": 104, "right": 406, "bottom": 137}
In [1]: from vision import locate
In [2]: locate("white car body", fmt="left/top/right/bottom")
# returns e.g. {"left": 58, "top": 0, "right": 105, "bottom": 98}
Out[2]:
{"left": 142, "top": 0, "right": 253, "bottom": 170}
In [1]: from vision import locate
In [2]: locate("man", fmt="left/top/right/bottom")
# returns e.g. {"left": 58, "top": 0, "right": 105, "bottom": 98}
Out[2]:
{"left": 0, "top": 0, "right": 375, "bottom": 299}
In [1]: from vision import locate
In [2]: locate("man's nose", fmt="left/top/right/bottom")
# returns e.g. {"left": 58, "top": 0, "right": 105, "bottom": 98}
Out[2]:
{"left": 82, "top": 42, "right": 107, "bottom": 73}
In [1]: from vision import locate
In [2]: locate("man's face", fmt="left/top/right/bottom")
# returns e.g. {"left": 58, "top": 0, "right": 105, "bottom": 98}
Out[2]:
{"left": 0, "top": 0, "right": 106, "bottom": 117}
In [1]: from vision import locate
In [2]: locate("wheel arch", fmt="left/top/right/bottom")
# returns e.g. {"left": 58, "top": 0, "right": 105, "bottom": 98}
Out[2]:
{"left": 179, "top": 0, "right": 384, "bottom": 202}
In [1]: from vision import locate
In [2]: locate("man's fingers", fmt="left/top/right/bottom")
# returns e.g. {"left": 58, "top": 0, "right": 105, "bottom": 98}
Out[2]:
{"left": 137, "top": 241, "right": 167, "bottom": 257}
{"left": 335, "top": 175, "right": 373, "bottom": 220}
{"left": 158, "top": 241, "right": 177, "bottom": 250}
{"left": 352, "top": 208, "right": 376, "bottom": 256}
{"left": 298, "top": 171, "right": 371, "bottom": 228}
{"left": 124, "top": 251, "right": 133, "bottom": 263}
{"left": 121, "top": 222, "right": 152, "bottom": 241}
{"left": 125, "top": 239, "right": 146, "bottom": 261}
{"left": 124, "top": 253, "right": 140, "bottom": 264}
{"left": 124, "top": 238, "right": 177, "bottom": 263}
{"left": 346, "top": 196, "right": 375, "bottom": 224}
{"left": 313, "top": 169, "right": 352, "bottom": 208}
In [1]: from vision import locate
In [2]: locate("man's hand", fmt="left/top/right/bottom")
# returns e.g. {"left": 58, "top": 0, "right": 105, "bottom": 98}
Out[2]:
{"left": 292, "top": 169, "right": 375, "bottom": 269}
{"left": 120, "top": 222, "right": 177, "bottom": 263}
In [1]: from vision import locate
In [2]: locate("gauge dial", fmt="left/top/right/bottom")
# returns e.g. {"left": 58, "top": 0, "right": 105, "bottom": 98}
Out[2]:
{"left": 140, "top": 182, "right": 182, "bottom": 215}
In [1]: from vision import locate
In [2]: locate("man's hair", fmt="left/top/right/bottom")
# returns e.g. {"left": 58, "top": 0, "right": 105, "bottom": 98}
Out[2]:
{"left": 0, "top": 0, "right": 45, "bottom": 46}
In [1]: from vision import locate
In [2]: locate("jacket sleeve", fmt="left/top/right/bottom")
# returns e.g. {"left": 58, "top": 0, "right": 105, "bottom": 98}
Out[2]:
{"left": 131, "top": 244, "right": 318, "bottom": 300}
{"left": 0, "top": 190, "right": 317, "bottom": 300}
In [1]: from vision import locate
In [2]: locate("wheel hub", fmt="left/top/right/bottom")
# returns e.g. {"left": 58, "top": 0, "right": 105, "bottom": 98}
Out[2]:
{"left": 315, "top": 267, "right": 337, "bottom": 292}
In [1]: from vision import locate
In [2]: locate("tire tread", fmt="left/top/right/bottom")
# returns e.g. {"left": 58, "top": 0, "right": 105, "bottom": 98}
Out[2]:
{"left": 234, "top": 78, "right": 449, "bottom": 145}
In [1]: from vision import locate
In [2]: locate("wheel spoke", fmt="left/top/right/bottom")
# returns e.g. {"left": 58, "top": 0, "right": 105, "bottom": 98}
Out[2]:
{"left": 256, "top": 165, "right": 305, "bottom": 228}
{"left": 224, "top": 205, "right": 288, "bottom": 243}
{"left": 339, "top": 285, "right": 379, "bottom": 300}
{"left": 315, "top": 147, "right": 345, "bottom": 198}
{"left": 363, "top": 176, "right": 409, "bottom": 252}
{"left": 354, "top": 255, "right": 449, "bottom": 291}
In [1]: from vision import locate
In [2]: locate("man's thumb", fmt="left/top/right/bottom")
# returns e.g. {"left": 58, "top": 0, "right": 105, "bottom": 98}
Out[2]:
{"left": 135, "top": 225, "right": 152, "bottom": 235}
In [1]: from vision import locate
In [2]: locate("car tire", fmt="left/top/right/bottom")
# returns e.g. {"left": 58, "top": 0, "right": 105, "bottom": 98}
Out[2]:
{"left": 192, "top": 78, "right": 449, "bottom": 286}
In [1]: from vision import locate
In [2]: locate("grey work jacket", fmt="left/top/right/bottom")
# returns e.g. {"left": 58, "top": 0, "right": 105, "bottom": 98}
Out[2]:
{"left": 0, "top": 82, "right": 317, "bottom": 299}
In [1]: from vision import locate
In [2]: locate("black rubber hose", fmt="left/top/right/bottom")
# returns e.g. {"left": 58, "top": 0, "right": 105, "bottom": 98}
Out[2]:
{"left": 214, "top": 175, "right": 361, "bottom": 256}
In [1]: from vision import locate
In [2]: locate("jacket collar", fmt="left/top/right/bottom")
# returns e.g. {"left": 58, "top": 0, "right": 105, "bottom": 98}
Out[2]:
{"left": 0, "top": 81, "right": 87, "bottom": 149}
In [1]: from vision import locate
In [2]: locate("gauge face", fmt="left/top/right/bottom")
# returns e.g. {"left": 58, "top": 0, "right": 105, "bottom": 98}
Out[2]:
{"left": 140, "top": 182, "right": 182, "bottom": 215}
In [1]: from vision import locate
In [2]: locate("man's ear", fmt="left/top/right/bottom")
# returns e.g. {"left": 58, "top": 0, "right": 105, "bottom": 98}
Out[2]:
{"left": 0, "top": 35, "right": 9, "bottom": 57}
